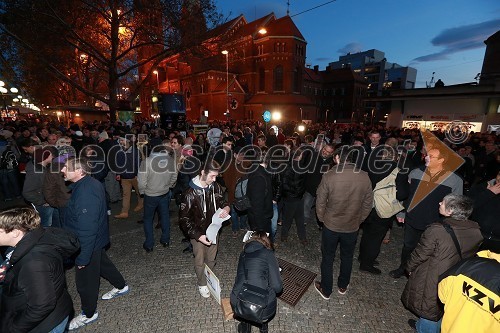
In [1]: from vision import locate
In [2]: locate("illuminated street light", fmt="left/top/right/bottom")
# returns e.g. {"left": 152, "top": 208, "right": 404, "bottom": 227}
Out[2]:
{"left": 221, "top": 50, "right": 229, "bottom": 117}
{"left": 258, "top": 28, "right": 267, "bottom": 35}
{"left": 22, "top": 98, "right": 29, "bottom": 103}
{"left": 152, "top": 70, "right": 159, "bottom": 91}
{"left": 297, "top": 124, "right": 306, "bottom": 132}
{"left": 272, "top": 111, "right": 282, "bottom": 121}
{"left": 10, "top": 87, "right": 18, "bottom": 93}
{"left": 0, "top": 81, "right": 4, "bottom": 87}
{"left": 0, "top": 87, "right": 7, "bottom": 94}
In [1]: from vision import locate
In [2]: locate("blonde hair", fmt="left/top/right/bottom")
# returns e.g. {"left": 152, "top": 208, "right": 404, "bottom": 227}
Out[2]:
{"left": 0, "top": 207, "right": 40, "bottom": 233}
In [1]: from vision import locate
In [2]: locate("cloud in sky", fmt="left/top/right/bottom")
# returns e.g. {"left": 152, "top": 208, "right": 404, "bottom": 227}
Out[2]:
{"left": 315, "top": 57, "right": 331, "bottom": 62}
{"left": 413, "top": 19, "right": 500, "bottom": 63}
{"left": 337, "top": 42, "right": 363, "bottom": 55}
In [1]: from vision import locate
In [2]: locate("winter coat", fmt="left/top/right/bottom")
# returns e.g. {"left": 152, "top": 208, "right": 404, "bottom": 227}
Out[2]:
{"left": 401, "top": 218, "right": 483, "bottom": 321}
{"left": 63, "top": 175, "right": 109, "bottom": 266}
{"left": 22, "top": 161, "right": 46, "bottom": 206}
{"left": 137, "top": 152, "right": 177, "bottom": 197}
{"left": 43, "top": 161, "right": 71, "bottom": 208}
{"left": 116, "top": 145, "right": 140, "bottom": 179}
{"left": 303, "top": 151, "right": 333, "bottom": 196}
{"left": 179, "top": 175, "right": 228, "bottom": 241}
{"left": 230, "top": 241, "right": 283, "bottom": 322}
{"left": 247, "top": 165, "right": 273, "bottom": 233}
{"left": 468, "top": 181, "right": 500, "bottom": 241}
{"left": 438, "top": 250, "right": 500, "bottom": 333}
{"left": 0, "top": 227, "right": 80, "bottom": 333}
{"left": 281, "top": 160, "right": 306, "bottom": 199}
{"left": 316, "top": 163, "right": 373, "bottom": 233}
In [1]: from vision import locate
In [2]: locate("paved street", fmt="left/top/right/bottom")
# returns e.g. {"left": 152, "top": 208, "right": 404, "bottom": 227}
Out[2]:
{"left": 1, "top": 198, "right": 415, "bottom": 332}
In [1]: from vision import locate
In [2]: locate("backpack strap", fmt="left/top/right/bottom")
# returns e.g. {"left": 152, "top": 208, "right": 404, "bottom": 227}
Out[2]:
{"left": 440, "top": 221, "right": 462, "bottom": 260}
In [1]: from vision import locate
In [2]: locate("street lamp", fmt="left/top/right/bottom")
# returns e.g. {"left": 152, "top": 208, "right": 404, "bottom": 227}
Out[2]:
{"left": 272, "top": 111, "right": 281, "bottom": 121}
{"left": 221, "top": 50, "right": 229, "bottom": 118}
{"left": 153, "top": 70, "right": 160, "bottom": 91}
{"left": 326, "top": 109, "right": 329, "bottom": 122}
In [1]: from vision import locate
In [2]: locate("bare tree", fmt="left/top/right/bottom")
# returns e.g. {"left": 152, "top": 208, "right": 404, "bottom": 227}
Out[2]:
{"left": 0, "top": 0, "right": 223, "bottom": 121}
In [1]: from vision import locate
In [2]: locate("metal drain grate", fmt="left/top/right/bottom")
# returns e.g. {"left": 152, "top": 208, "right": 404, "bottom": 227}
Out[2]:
{"left": 277, "top": 258, "right": 317, "bottom": 307}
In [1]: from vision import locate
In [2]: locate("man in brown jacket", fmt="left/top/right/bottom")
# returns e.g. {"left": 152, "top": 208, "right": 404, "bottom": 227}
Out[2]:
{"left": 314, "top": 146, "right": 373, "bottom": 299}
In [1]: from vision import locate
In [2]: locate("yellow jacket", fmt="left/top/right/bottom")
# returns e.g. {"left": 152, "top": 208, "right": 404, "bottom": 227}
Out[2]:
{"left": 438, "top": 251, "right": 500, "bottom": 333}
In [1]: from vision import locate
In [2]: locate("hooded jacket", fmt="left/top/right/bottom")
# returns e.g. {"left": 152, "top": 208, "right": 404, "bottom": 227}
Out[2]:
{"left": 401, "top": 218, "right": 483, "bottom": 321}
{"left": 230, "top": 241, "right": 283, "bottom": 321}
{"left": 1, "top": 227, "right": 80, "bottom": 333}
{"left": 179, "top": 175, "right": 228, "bottom": 240}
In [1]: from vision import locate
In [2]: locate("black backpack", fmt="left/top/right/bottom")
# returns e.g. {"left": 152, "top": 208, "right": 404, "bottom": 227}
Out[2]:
{"left": 234, "top": 175, "right": 251, "bottom": 211}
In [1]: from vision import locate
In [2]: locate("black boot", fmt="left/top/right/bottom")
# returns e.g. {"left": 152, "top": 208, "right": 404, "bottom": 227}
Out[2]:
{"left": 237, "top": 321, "right": 252, "bottom": 333}
{"left": 259, "top": 322, "right": 268, "bottom": 333}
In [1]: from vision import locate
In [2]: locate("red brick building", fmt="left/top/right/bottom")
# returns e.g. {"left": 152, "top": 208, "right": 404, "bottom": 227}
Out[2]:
{"left": 139, "top": 12, "right": 367, "bottom": 122}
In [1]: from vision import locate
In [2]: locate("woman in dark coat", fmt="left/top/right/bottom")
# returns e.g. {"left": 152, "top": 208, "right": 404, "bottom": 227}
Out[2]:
{"left": 230, "top": 231, "right": 283, "bottom": 333}
{"left": 401, "top": 194, "right": 483, "bottom": 332}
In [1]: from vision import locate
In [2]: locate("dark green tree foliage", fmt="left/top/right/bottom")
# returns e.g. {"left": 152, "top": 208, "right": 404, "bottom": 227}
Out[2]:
{"left": 0, "top": 0, "right": 222, "bottom": 120}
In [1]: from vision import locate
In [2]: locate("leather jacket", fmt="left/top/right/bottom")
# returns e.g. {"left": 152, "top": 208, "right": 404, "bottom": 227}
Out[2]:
{"left": 179, "top": 175, "right": 228, "bottom": 240}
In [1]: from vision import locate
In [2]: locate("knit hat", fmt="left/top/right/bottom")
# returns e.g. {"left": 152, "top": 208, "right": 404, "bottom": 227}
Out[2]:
{"left": 75, "top": 131, "right": 83, "bottom": 137}
{"left": 99, "top": 131, "right": 109, "bottom": 140}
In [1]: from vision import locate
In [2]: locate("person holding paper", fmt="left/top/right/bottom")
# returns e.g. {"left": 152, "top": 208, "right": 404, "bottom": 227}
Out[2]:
{"left": 179, "top": 160, "right": 230, "bottom": 298}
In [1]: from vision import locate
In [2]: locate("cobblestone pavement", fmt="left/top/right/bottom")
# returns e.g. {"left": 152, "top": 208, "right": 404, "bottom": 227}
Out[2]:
{"left": 1, "top": 198, "right": 416, "bottom": 332}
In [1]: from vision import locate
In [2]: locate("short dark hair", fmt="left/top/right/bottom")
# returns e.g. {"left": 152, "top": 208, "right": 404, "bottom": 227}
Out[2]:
{"left": 173, "top": 135, "right": 185, "bottom": 145}
{"left": 334, "top": 145, "right": 364, "bottom": 164}
{"left": 221, "top": 136, "right": 234, "bottom": 145}
{"left": 65, "top": 156, "right": 91, "bottom": 175}
{"left": 202, "top": 160, "right": 221, "bottom": 175}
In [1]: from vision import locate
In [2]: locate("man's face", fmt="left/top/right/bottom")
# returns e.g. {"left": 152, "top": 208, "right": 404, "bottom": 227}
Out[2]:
{"left": 171, "top": 139, "right": 181, "bottom": 150}
{"left": 257, "top": 138, "right": 265, "bottom": 147}
{"left": 91, "top": 130, "right": 99, "bottom": 139}
{"left": 425, "top": 149, "right": 443, "bottom": 169}
{"left": 22, "top": 130, "right": 31, "bottom": 137}
{"left": 47, "top": 135, "right": 58, "bottom": 145}
{"left": 61, "top": 164, "right": 82, "bottom": 182}
{"left": 369, "top": 133, "right": 381, "bottom": 146}
{"left": 321, "top": 145, "right": 334, "bottom": 159}
{"left": 201, "top": 170, "right": 218, "bottom": 185}
{"left": 41, "top": 129, "right": 49, "bottom": 137}
{"left": 223, "top": 140, "right": 233, "bottom": 151}
{"left": 22, "top": 146, "right": 35, "bottom": 154}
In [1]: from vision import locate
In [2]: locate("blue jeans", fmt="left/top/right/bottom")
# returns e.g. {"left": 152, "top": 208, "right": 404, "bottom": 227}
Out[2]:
{"left": 35, "top": 204, "right": 55, "bottom": 227}
{"left": 320, "top": 227, "right": 358, "bottom": 295}
{"left": 0, "top": 169, "right": 21, "bottom": 200}
{"left": 271, "top": 202, "right": 278, "bottom": 242}
{"left": 417, "top": 317, "right": 442, "bottom": 333}
{"left": 230, "top": 204, "right": 248, "bottom": 232}
{"left": 303, "top": 192, "right": 316, "bottom": 223}
{"left": 48, "top": 315, "right": 68, "bottom": 333}
{"left": 143, "top": 192, "right": 171, "bottom": 249}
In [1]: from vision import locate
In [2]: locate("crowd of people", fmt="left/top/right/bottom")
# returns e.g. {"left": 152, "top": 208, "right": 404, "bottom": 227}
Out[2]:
{"left": 0, "top": 115, "right": 499, "bottom": 332}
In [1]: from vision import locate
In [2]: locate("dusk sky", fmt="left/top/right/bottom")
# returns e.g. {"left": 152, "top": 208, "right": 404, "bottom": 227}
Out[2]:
{"left": 215, "top": 0, "right": 500, "bottom": 88}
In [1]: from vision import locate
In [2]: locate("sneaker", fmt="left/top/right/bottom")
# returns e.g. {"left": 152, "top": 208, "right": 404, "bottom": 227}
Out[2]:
{"left": 338, "top": 285, "right": 349, "bottom": 295}
{"left": 359, "top": 265, "right": 382, "bottom": 275}
{"left": 198, "top": 285, "right": 210, "bottom": 298}
{"left": 68, "top": 312, "right": 98, "bottom": 330}
{"left": 101, "top": 285, "right": 130, "bottom": 300}
{"left": 314, "top": 281, "right": 330, "bottom": 300}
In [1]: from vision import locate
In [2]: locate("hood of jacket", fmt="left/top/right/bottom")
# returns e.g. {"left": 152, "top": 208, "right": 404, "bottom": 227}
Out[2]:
{"left": 244, "top": 240, "right": 267, "bottom": 254}
{"left": 189, "top": 175, "right": 217, "bottom": 214}
{"left": 10, "top": 227, "right": 80, "bottom": 265}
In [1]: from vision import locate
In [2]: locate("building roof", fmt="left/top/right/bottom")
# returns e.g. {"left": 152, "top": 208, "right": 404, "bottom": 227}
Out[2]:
{"left": 265, "top": 15, "right": 305, "bottom": 41}
{"left": 233, "top": 13, "right": 276, "bottom": 39}
{"left": 304, "top": 67, "right": 323, "bottom": 82}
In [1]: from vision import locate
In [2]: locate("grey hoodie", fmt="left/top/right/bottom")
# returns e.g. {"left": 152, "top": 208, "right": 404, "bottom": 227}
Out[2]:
{"left": 138, "top": 152, "right": 178, "bottom": 197}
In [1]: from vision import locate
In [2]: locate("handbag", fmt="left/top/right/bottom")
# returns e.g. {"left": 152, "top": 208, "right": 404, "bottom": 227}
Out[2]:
{"left": 233, "top": 253, "right": 269, "bottom": 324}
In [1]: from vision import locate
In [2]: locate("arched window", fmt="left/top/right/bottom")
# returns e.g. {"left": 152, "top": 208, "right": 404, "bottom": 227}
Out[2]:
{"left": 293, "top": 67, "right": 301, "bottom": 92}
{"left": 274, "top": 65, "right": 283, "bottom": 91}
{"left": 259, "top": 67, "right": 265, "bottom": 91}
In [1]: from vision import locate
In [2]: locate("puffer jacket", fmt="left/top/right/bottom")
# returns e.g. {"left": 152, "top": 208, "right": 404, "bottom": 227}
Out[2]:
{"left": 179, "top": 175, "right": 228, "bottom": 241}
{"left": 401, "top": 218, "right": 483, "bottom": 321}
{"left": 1, "top": 227, "right": 80, "bottom": 333}
{"left": 316, "top": 163, "right": 373, "bottom": 233}
{"left": 230, "top": 241, "right": 283, "bottom": 321}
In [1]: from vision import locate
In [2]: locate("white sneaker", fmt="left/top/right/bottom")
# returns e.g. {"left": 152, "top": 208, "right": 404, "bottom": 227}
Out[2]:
{"left": 101, "top": 285, "right": 130, "bottom": 300}
{"left": 68, "top": 312, "right": 98, "bottom": 330}
{"left": 198, "top": 285, "right": 210, "bottom": 298}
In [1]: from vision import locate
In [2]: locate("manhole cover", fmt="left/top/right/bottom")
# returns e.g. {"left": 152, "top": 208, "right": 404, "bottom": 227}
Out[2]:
{"left": 277, "top": 258, "right": 317, "bottom": 307}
